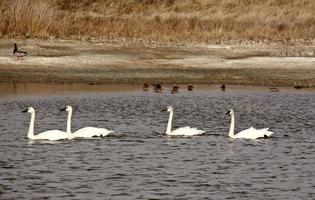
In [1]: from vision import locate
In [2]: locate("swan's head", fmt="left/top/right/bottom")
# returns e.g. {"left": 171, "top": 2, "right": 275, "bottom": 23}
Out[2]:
{"left": 161, "top": 106, "right": 173, "bottom": 112}
{"left": 22, "top": 107, "right": 34, "bottom": 113}
{"left": 60, "top": 105, "right": 72, "bottom": 112}
{"left": 226, "top": 109, "right": 234, "bottom": 115}
{"left": 167, "top": 106, "right": 173, "bottom": 112}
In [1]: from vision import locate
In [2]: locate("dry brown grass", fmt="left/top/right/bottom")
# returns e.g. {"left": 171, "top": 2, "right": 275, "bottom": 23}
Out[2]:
{"left": 0, "top": 0, "right": 58, "bottom": 38}
{"left": 0, "top": 0, "right": 315, "bottom": 43}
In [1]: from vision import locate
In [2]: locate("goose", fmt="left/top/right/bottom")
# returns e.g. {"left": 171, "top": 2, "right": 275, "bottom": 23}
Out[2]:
{"left": 13, "top": 43, "right": 28, "bottom": 59}
{"left": 226, "top": 109, "right": 273, "bottom": 139}
{"left": 22, "top": 107, "right": 72, "bottom": 140}
{"left": 162, "top": 106, "right": 205, "bottom": 136}
{"left": 61, "top": 106, "right": 113, "bottom": 138}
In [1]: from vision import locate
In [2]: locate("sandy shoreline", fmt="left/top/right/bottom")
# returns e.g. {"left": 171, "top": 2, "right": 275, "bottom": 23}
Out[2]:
{"left": 2, "top": 82, "right": 315, "bottom": 97}
{"left": 0, "top": 39, "right": 314, "bottom": 86}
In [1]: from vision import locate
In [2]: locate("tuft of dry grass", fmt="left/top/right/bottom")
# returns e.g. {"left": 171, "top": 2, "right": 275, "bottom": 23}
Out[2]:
{"left": 0, "top": 0, "right": 315, "bottom": 43}
{"left": 0, "top": 0, "right": 58, "bottom": 38}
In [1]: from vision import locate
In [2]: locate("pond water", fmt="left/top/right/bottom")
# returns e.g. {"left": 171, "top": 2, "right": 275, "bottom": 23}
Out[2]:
{"left": 0, "top": 86, "right": 314, "bottom": 199}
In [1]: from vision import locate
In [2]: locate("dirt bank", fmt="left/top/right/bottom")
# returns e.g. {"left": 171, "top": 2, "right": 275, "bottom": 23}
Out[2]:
{"left": 0, "top": 39, "right": 314, "bottom": 86}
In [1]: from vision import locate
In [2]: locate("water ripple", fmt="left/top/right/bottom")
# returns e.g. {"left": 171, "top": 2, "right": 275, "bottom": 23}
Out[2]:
{"left": 0, "top": 91, "right": 314, "bottom": 199}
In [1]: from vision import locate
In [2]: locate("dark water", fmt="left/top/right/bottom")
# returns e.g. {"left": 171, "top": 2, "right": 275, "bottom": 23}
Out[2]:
{"left": 0, "top": 89, "right": 315, "bottom": 199}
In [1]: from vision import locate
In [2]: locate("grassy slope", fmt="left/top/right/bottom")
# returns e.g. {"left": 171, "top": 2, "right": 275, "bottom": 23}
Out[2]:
{"left": 0, "top": 0, "right": 314, "bottom": 43}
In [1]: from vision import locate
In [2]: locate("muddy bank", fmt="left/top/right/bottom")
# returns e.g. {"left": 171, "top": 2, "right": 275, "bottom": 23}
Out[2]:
{"left": 0, "top": 39, "right": 314, "bottom": 86}
{"left": 2, "top": 82, "right": 315, "bottom": 97}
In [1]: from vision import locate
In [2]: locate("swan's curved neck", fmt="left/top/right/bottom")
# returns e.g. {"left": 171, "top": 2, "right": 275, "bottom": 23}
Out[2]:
{"left": 28, "top": 112, "right": 35, "bottom": 139}
{"left": 229, "top": 112, "right": 235, "bottom": 138}
{"left": 66, "top": 110, "right": 72, "bottom": 134}
{"left": 166, "top": 110, "right": 173, "bottom": 135}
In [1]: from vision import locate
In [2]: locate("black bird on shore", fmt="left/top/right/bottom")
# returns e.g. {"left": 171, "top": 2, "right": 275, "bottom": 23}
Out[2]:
{"left": 13, "top": 43, "right": 28, "bottom": 59}
{"left": 221, "top": 84, "right": 226, "bottom": 91}
{"left": 171, "top": 85, "right": 179, "bottom": 94}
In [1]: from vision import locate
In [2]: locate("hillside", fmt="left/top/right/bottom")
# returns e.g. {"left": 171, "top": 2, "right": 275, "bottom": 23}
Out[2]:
{"left": 0, "top": 0, "right": 315, "bottom": 43}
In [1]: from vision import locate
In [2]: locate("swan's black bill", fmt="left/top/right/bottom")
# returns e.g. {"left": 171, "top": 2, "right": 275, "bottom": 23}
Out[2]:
{"left": 225, "top": 110, "right": 231, "bottom": 115}
{"left": 22, "top": 109, "right": 28, "bottom": 113}
{"left": 60, "top": 107, "right": 67, "bottom": 111}
{"left": 161, "top": 108, "right": 167, "bottom": 112}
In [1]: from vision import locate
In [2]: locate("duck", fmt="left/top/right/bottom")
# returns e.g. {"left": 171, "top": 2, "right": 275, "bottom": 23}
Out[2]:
{"left": 22, "top": 107, "right": 72, "bottom": 140}
{"left": 61, "top": 106, "right": 113, "bottom": 138}
{"left": 171, "top": 85, "right": 179, "bottom": 94}
{"left": 143, "top": 83, "right": 149, "bottom": 91}
{"left": 221, "top": 84, "right": 226, "bottom": 92}
{"left": 13, "top": 43, "right": 28, "bottom": 60}
{"left": 153, "top": 84, "right": 163, "bottom": 93}
{"left": 226, "top": 109, "right": 273, "bottom": 139}
{"left": 162, "top": 106, "right": 205, "bottom": 136}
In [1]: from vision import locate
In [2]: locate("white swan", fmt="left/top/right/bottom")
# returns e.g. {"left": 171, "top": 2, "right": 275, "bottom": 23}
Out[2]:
{"left": 22, "top": 107, "right": 72, "bottom": 140}
{"left": 61, "top": 106, "right": 113, "bottom": 138}
{"left": 163, "top": 106, "right": 205, "bottom": 136}
{"left": 226, "top": 109, "right": 273, "bottom": 139}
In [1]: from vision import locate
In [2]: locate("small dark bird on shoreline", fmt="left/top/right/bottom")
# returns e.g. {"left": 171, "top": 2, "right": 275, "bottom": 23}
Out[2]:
{"left": 171, "top": 85, "right": 179, "bottom": 94}
{"left": 143, "top": 83, "right": 149, "bottom": 91}
{"left": 221, "top": 84, "right": 226, "bottom": 91}
{"left": 13, "top": 43, "right": 28, "bottom": 60}
{"left": 153, "top": 84, "right": 163, "bottom": 93}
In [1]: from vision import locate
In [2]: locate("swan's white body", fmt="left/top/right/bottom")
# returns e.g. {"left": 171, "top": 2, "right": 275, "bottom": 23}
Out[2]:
{"left": 23, "top": 107, "right": 71, "bottom": 141}
{"left": 165, "top": 106, "right": 205, "bottom": 136}
{"left": 227, "top": 109, "right": 273, "bottom": 139}
{"left": 73, "top": 127, "right": 113, "bottom": 138}
{"left": 63, "top": 106, "right": 113, "bottom": 138}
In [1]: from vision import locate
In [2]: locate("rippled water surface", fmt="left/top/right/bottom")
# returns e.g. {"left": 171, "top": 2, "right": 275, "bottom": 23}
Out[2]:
{"left": 1, "top": 88, "right": 315, "bottom": 199}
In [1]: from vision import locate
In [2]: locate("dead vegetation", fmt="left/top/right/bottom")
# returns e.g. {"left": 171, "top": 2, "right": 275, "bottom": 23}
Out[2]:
{"left": 0, "top": 0, "right": 315, "bottom": 43}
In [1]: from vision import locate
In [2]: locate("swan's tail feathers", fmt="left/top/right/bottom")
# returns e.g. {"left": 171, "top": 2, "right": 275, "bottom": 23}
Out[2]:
{"left": 265, "top": 130, "right": 273, "bottom": 137}
{"left": 186, "top": 127, "right": 205, "bottom": 136}
{"left": 100, "top": 130, "right": 114, "bottom": 137}
{"left": 262, "top": 128, "right": 273, "bottom": 137}
{"left": 191, "top": 128, "right": 205, "bottom": 136}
